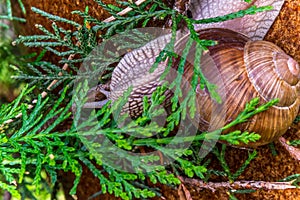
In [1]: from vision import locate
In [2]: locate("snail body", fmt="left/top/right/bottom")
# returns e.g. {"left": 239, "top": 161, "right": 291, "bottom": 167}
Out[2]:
{"left": 110, "top": 32, "right": 174, "bottom": 117}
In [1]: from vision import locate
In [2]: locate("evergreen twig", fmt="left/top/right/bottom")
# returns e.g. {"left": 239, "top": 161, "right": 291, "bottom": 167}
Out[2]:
{"left": 1, "top": 1, "right": 292, "bottom": 199}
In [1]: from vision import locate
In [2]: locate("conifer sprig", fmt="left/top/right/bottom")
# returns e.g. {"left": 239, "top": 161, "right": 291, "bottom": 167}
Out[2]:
{"left": 1, "top": 0, "right": 291, "bottom": 199}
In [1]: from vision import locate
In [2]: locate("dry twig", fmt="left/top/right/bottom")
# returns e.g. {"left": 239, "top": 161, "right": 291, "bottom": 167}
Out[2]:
{"left": 180, "top": 176, "right": 297, "bottom": 193}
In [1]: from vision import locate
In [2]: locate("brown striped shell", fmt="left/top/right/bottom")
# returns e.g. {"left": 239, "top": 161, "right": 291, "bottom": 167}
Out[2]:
{"left": 177, "top": 28, "right": 300, "bottom": 147}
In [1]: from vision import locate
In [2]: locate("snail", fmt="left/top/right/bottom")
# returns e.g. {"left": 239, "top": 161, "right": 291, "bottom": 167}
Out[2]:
{"left": 174, "top": 28, "right": 300, "bottom": 147}
{"left": 82, "top": 0, "right": 300, "bottom": 148}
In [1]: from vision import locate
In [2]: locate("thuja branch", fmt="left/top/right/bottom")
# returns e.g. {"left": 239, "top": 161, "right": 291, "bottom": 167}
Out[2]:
{"left": 134, "top": 98, "right": 276, "bottom": 146}
{"left": 221, "top": 98, "right": 279, "bottom": 130}
{"left": 7, "top": 0, "right": 149, "bottom": 126}
{"left": 102, "top": 0, "right": 148, "bottom": 23}
{"left": 190, "top": 5, "right": 273, "bottom": 24}
{"left": 279, "top": 137, "right": 300, "bottom": 161}
{"left": 133, "top": 130, "right": 259, "bottom": 147}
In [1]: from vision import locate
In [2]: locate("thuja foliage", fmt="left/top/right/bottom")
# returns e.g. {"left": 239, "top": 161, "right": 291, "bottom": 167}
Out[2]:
{"left": 0, "top": 0, "right": 288, "bottom": 199}
{"left": 0, "top": 0, "right": 25, "bottom": 29}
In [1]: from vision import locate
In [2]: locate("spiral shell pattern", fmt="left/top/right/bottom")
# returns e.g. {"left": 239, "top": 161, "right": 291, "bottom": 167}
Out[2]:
{"left": 244, "top": 40, "right": 300, "bottom": 106}
{"left": 179, "top": 28, "right": 300, "bottom": 147}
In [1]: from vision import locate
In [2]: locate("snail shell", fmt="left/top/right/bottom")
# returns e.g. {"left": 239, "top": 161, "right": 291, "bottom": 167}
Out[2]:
{"left": 109, "top": 28, "right": 300, "bottom": 147}
{"left": 175, "top": 28, "right": 300, "bottom": 147}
